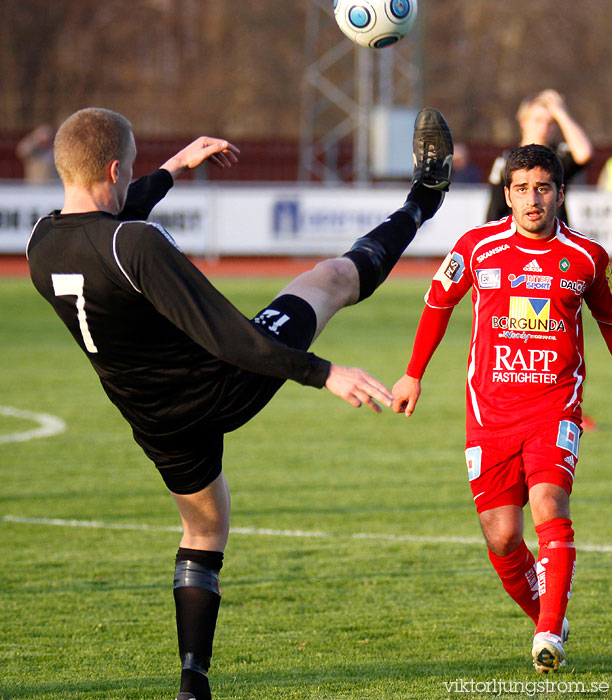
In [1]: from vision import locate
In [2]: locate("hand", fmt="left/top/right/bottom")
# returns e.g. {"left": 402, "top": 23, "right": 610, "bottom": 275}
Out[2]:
{"left": 535, "top": 89, "right": 593, "bottom": 164}
{"left": 392, "top": 374, "right": 421, "bottom": 417}
{"left": 536, "top": 89, "right": 567, "bottom": 120}
{"left": 161, "top": 136, "right": 240, "bottom": 179}
{"left": 325, "top": 364, "right": 393, "bottom": 413}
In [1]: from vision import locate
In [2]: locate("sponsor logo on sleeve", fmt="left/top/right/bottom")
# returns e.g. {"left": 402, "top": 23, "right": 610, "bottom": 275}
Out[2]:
{"left": 475, "top": 268, "right": 500, "bottom": 289}
{"left": 434, "top": 251, "right": 465, "bottom": 291}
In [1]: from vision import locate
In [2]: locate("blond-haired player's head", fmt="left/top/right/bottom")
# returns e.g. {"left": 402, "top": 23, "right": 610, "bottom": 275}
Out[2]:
{"left": 516, "top": 94, "right": 543, "bottom": 124}
{"left": 516, "top": 93, "right": 556, "bottom": 146}
{"left": 54, "top": 108, "right": 135, "bottom": 187}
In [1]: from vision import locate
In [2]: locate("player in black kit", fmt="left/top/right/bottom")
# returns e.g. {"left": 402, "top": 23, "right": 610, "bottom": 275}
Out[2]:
{"left": 27, "top": 107, "right": 453, "bottom": 700}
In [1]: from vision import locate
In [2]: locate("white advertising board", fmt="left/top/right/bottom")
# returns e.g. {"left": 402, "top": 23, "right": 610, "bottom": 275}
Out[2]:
{"left": 0, "top": 183, "right": 64, "bottom": 254}
{"left": 1, "top": 181, "right": 611, "bottom": 258}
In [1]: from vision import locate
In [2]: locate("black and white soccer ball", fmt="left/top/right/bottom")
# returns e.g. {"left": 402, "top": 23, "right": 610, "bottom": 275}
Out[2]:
{"left": 333, "top": 0, "right": 418, "bottom": 49}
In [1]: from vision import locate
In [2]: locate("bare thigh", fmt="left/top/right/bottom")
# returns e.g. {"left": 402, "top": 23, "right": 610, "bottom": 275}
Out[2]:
{"left": 276, "top": 257, "right": 359, "bottom": 340}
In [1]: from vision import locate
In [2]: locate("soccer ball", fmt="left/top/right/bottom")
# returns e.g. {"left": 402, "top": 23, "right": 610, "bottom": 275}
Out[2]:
{"left": 333, "top": 0, "right": 418, "bottom": 49}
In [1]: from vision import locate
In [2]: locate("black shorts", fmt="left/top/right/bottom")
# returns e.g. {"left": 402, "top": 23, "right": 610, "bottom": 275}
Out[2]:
{"left": 144, "top": 294, "right": 318, "bottom": 495}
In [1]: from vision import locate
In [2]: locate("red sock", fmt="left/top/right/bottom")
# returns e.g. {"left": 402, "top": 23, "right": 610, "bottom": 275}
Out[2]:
{"left": 535, "top": 518, "right": 576, "bottom": 637}
{"left": 488, "top": 540, "right": 540, "bottom": 624}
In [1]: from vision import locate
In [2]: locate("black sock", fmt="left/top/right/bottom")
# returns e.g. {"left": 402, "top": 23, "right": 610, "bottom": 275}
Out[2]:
{"left": 174, "top": 549, "right": 224, "bottom": 700}
{"left": 342, "top": 207, "right": 418, "bottom": 301}
{"left": 405, "top": 182, "right": 445, "bottom": 223}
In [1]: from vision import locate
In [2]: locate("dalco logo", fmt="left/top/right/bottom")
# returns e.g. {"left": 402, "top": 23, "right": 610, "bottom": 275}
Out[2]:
{"left": 560, "top": 279, "right": 586, "bottom": 295}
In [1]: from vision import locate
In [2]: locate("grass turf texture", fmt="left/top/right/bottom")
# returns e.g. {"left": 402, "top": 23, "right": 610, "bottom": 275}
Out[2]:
{"left": 1, "top": 275, "right": 611, "bottom": 700}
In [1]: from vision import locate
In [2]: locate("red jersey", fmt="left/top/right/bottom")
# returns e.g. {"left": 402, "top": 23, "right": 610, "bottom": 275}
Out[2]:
{"left": 418, "top": 216, "right": 612, "bottom": 437}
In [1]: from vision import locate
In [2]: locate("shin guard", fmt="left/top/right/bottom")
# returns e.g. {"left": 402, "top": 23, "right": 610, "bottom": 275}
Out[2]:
{"left": 342, "top": 207, "right": 418, "bottom": 301}
{"left": 488, "top": 540, "right": 540, "bottom": 624}
{"left": 535, "top": 519, "right": 575, "bottom": 637}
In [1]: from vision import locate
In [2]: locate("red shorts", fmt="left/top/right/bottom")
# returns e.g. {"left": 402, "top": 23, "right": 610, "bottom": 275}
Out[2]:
{"left": 464, "top": 420, "right": 580, "bottom": 514}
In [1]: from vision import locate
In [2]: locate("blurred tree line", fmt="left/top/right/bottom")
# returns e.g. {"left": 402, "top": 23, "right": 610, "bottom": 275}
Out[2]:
{"left": 1, "top": 0, "right": 611, "bottom": 147}
{"left": 0, "top": 0, "right": 306, "bottom": 138}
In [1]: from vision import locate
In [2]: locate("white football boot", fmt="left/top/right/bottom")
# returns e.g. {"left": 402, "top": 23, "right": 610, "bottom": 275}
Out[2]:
{"left": 532, "top": 622, "right": 568, "bottom": 673}
{"left": 561, "top": 616, "right": 570, "bottom": 643}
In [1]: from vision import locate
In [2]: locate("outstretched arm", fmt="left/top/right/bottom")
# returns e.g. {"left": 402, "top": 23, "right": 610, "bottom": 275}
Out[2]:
{"left": 120, "top": 136, "right": 241, "bottom": 221}
{"left": 116, "top": 225, "right": 394, "bottom": 398}
{"left": 392, "top": 304, "right": 453, "bottom": 416}
{"left": 160, "top": 136, "right": 240, "bottom": 180}
{"left": 539, "top": 90, "right": 593, "bottom": 165}
{"left": 325, "top": 365, "right": 393, "bottom": 413}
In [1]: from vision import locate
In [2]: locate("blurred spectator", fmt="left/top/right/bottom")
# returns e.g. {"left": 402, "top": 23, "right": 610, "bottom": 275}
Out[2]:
{"left": 597, "top": 155, "right": 612, "bottom": 192}
{"left": 487, "top": 95, "right": 598, "bottom": 433}
{"left": 452, "top": 142, "right": 481, "bottom": 183}
{"left": 486, "top": 90, "right": 593, "bottom": 224}
{"left": 16, "top": 124, "right": 58, "bottom": 182}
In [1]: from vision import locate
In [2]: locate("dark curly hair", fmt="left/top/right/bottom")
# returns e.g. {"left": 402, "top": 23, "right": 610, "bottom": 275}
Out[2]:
{"left": 503, "top": 144, "right": 564, "bottom": 190}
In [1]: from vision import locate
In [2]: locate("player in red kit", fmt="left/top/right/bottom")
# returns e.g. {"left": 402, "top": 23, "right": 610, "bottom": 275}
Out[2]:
{"left": 393, "top": 144, "right": 612, "bottom": 673}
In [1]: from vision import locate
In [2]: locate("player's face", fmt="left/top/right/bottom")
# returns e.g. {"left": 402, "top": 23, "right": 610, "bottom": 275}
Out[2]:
{"left": 520, "top": 104, "right": 554, "bottom": 145}
{"left": 504, "top": 167, "right": 564, "bottom": 239}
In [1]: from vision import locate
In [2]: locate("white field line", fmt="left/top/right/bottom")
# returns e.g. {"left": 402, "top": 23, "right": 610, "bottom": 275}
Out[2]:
{"left": 0, "top": 406, "right": 66, "bottom": 443}
{"left": 2, "top": 515, "right": 612, "bottom": 553}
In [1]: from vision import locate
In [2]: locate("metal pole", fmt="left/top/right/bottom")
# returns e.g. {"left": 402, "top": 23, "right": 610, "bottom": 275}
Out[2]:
{"left": 355, "top": 47, "right": 372, "bottom": 183}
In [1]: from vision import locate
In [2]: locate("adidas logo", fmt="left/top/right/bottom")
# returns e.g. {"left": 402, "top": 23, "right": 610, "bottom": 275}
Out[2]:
{"left": 564, "top": 455, "right": 575, "bottom": 467}
{"left": 523, "top": 259, "right": 543, "bottom": 272}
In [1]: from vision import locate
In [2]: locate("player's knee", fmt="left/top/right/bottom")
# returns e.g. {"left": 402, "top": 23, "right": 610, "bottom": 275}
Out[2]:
{"left": 485, "top": 529, "right": 523, "bottom": 557}
{"left": 185, "top": 517, "right": 228, "bottom": 539}
{"left": 314, "top": 257, "right": 359, "bottom": 297}
{"left": 529, "top": 483, "right": 570, "bottom": 524}
{"left": 180, "top": 508, "right": 230, "bottom": 548}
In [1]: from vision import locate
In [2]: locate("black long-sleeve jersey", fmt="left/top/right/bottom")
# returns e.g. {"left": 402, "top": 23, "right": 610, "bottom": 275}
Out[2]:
{"left": 27, "top": 170, "right": 330, "bottom": 437}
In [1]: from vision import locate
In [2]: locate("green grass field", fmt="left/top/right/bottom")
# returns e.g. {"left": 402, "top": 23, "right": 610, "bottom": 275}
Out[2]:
{"left": 1, "top": 274, "right": 611, "bottom": 700}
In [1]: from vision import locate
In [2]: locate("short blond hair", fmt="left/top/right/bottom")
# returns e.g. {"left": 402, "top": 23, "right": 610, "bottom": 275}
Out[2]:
{"left": 516, "top": 93, "right": 547, "bottom": 122}
{"left": 54, "top": 108, "right": 133, "bottom": 187}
